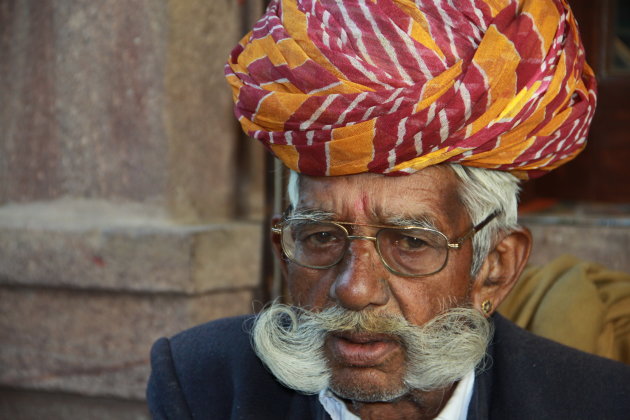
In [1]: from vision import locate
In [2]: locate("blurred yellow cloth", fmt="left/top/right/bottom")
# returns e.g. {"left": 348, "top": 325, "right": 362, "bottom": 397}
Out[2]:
{"left": 499, "top": 255, "right": 630, "bottom": 364}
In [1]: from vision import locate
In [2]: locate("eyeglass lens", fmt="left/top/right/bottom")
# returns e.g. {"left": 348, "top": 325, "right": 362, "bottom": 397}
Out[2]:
{"left": 281, "top": 220, "right": 449, "bottom": 276}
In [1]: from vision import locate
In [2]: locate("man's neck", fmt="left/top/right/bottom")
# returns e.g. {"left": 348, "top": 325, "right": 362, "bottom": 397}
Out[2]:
{"left": 344, "top": 383, "right": 457, "bottom": 420}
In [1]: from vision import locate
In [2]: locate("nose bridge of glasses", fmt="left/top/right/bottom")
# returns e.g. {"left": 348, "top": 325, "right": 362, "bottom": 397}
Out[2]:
{"left": 346, "top": 234, "right": 377, "bottom": 242}
{"left": 342, "top": 233, "right": 384, "bottom": 276}
{"left": 345, "top": 234, "right": 380, "bottom": 261}
{"left": 344, "top": 231, "right": 396, "bottom": 278}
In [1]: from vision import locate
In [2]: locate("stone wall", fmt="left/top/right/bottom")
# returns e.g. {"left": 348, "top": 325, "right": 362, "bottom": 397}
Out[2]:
{"left": 0, "top": 0, "right": 266, "bottom": 418}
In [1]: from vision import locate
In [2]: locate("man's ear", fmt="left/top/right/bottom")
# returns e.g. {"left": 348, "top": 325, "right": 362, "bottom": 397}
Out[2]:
{"left": 270, "top": 215, "right": 289, "bottom": 279}
{"left": 470, "top": 227, "right": 532, "bottom": 316}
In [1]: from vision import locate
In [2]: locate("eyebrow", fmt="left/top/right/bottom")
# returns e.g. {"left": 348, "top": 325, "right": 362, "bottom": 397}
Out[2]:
{"left": 289, "top": 207, "right": 440, "bottom": 231}
{"left": 289, "top": 207, "right": 336, "bottom": 221}
{"left": 384, "top": 214, "right": 440, "bottom": 230}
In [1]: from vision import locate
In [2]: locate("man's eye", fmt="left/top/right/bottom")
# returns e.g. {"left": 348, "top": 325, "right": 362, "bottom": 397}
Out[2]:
{"left": 397, "top": 235, "right": 428, "bottom": 250}
{"left": 305, "top": 231, "right": 339, "bottom": 244}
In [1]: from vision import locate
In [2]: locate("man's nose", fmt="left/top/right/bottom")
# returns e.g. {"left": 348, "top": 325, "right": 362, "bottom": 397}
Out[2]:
{"left": 328, "top": 240, "right": 390, "bottom": 311}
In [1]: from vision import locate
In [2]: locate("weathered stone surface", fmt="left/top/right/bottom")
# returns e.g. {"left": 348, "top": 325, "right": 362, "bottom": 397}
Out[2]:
{"left": 0, "top": 286, "right": 255, "bottom": 400}
{"left": 0, "top": 0, "right": 256, "bottom": 221}
{"left": 0, "top": 2, "right": 266, "bottom": 418}
{"left": 0, "top": 0, "right": 169, "bottom": 204}
{"left": 0, "top": 388, "right": 149, "bottom": 420}
{"left": 165, "top": 0, "right": 242, "bottom": 221}
{"left": 0, "top": 200, "right": 262, "bottom": 293}
{"left": 522, "top": 221, "right": 630, "bottom": 274}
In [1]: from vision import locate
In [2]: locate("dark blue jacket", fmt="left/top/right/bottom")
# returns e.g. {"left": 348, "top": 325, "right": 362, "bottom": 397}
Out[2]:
{"left": 147, "top": 314, "right": 630, "bottom": 419}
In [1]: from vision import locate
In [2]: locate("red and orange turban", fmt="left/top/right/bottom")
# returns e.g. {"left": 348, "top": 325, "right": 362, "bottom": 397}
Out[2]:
{"left": 225, "top": 0, "right": 596, "bottom": 179}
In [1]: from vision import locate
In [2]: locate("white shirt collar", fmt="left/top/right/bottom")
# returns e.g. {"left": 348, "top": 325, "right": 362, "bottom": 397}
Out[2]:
{"left": 433, "top": 369, "right": 475, "bottom": 420}
{"left": 318, "top": 369, "right": 475, "bottom": 420}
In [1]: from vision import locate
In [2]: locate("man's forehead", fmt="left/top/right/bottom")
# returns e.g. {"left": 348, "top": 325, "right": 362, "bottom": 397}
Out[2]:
{"left": 295, "top": 168, "right": 464, "bottom": 225}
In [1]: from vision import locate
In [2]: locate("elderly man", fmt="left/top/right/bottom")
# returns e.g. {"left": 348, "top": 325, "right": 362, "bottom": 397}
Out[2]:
{"left": 147, "top": 0, "right": 630, "bottom": 418}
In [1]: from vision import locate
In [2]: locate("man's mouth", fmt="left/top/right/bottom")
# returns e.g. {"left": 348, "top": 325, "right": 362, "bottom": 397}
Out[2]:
{"left": 327, "top": 331, "right": 401, "bottom": 367}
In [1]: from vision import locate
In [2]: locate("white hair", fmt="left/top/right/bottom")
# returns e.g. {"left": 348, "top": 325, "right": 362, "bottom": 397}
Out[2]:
{"left": 252, "top": 303, "right": 492, "bottom": 399}
{"left": 286, "top": 164, "right": 520, "bottom": 277}
{"left": 448, "top": 165, "right": 520, "bottom": 276}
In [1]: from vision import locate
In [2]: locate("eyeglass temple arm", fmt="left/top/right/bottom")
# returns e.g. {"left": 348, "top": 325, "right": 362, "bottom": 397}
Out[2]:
{"left": 452, "top": 210, "right": 500, "bottom": 247}
{"left": 271, "top": 205, "right": 294, "bottom": 234}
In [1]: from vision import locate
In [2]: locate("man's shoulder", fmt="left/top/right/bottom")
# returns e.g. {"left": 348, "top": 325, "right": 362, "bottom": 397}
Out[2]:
{"left": 147, "top": 315, "right": 323, "bottom": 420}
{"left": 487, "top": 314, "right": 630, "bottom": 418}
{"left": 152, "top": 315, "right": 264, "bottom": 396}
{"left": 168, "top": 314, "right": 255, "bottom": 359}
{"left": 493, "top": 313, "right": 630, "bottom": 377}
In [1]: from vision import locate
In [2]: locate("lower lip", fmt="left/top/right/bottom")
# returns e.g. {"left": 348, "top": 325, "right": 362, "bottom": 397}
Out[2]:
{"left": 328, "top": 336, "right": 399, "bottom": 366}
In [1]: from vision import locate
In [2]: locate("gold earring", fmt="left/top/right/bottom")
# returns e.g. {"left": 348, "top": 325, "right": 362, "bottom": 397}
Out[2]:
{"left": 481, "top": 300, "right": 493, "bottom": 315}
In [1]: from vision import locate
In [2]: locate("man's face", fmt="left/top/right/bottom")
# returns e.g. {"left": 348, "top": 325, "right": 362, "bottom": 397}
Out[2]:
{"left": 283, "top": 166, "right": 477, "bottom": 400}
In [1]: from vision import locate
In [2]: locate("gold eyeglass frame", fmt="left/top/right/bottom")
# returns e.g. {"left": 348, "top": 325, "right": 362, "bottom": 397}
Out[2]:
{"left": 271, "top": 209, "right": 500, "bottom": 278}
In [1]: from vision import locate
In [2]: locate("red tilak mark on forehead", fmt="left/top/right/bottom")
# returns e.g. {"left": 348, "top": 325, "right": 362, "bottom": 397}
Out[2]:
{"left": 352, "top": 197, "right": 363, "bottom": 214}
{"left": 352, "top": 193, "right": 370, "bottom": 214}
{"left": 363, "top": 194, "right": 371, "bottom": 213}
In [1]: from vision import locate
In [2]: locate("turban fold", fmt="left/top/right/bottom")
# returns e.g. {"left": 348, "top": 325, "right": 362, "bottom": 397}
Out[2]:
{"left": 225, "top": 0, "right": 596, "bottom": 178}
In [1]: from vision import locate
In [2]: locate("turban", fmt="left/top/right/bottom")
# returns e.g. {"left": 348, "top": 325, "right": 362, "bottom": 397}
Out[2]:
{"left": 225, "top": 0, "right": 596, "bottom": 179}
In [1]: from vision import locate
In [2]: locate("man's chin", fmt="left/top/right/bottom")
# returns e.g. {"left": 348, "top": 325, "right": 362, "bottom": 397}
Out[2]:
{"left": 329, "top": 375, "right": 409, "bottom": 403}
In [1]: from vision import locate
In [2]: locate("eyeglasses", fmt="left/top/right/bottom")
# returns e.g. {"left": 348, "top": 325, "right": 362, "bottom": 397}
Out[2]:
{"left": 272, "top": 210, "right": 499, "bottom": 277}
